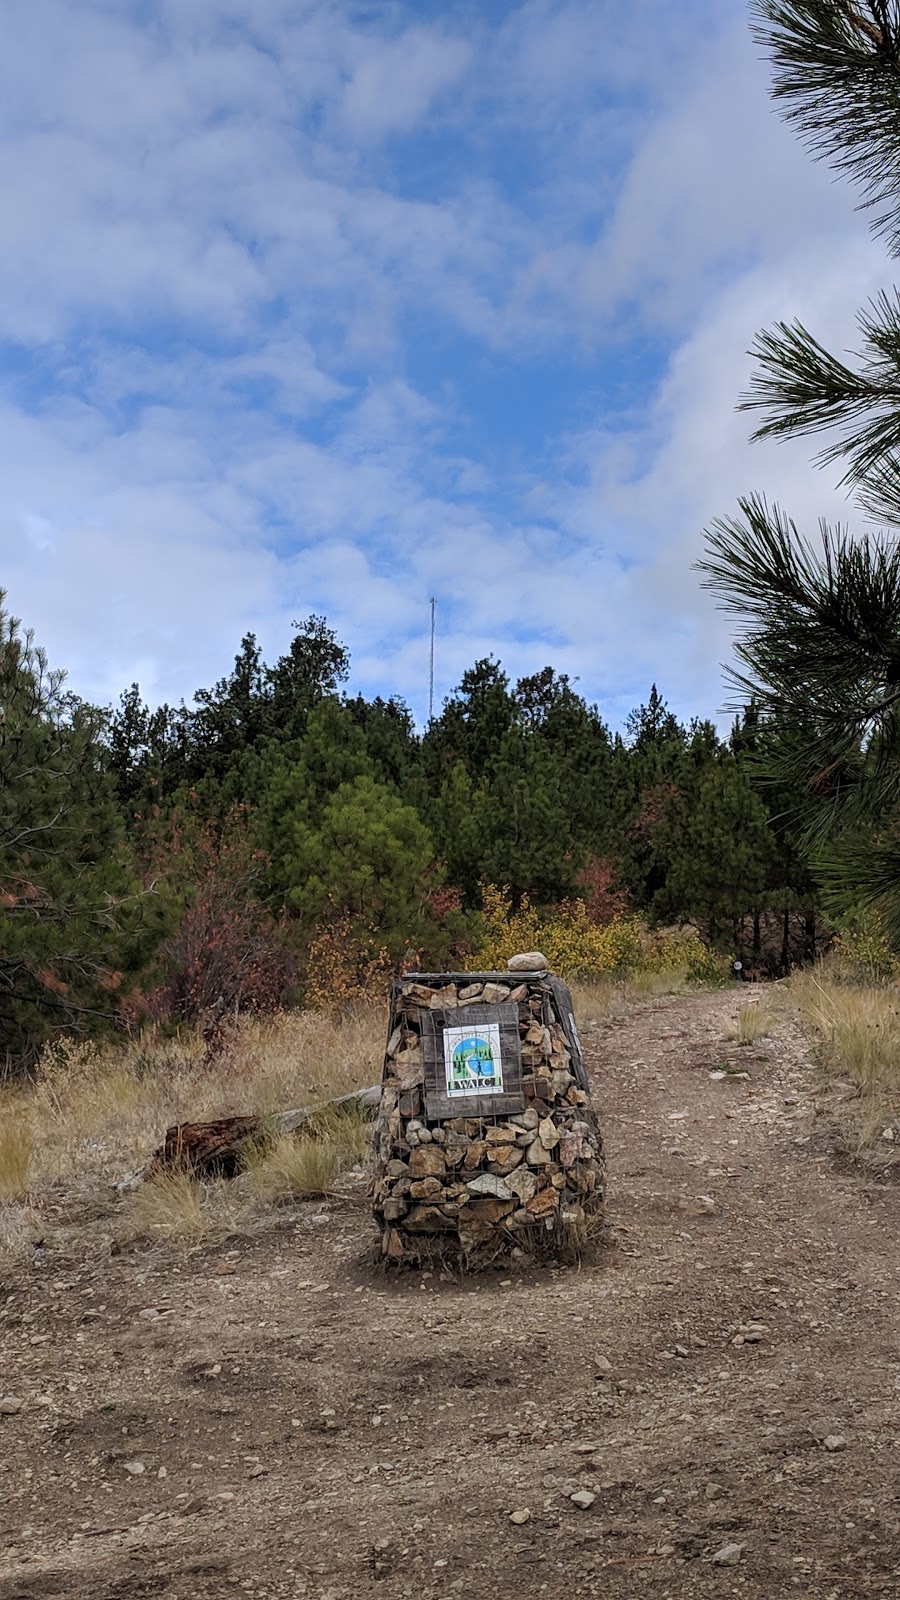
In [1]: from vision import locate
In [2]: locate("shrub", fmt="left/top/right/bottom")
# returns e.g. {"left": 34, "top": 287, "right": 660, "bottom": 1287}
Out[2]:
{"left": 574, "top": 856, "right": 630, "bottom": 925}
{"left": 304, "top": 911, "right": 393, "bottom": 1012}
{"left": 682, "top": 938, "right": 731, "bottom": 988}
{"left": 140, "top": 804, "right": 297, "bottom": 1027}
{"left": 475, "top": 884, "right": 644, "bottom": 977}
{"left": 474, "top": 884, "right": 730, "bottom": 985}
{"left": 832, "top": 913, "right": 899, "bottom": 986}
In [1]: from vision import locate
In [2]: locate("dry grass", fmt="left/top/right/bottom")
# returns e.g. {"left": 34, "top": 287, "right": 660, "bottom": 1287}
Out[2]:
{"left": 570, "top": 970, "right": 698, "bottom": 1023}
{"left": 568, "top": 979, "right": 628, "bottom": 1026}
{"left": 250, "top": 1134, "right": 342, "bottom": 1202}
{"left": 790, "top": 968, "right": 900, "bottom": 1151}
{"left": 0, "top": 1006, "right": 384, "bottom": 1257}
{"left": 2, "top": 1006, "right": 382, "bottom": 1189}
{"left": 0, "top": 1201, "right": 41, "bottom": 1257}
{"left": 302, "top": 1099, "right": 373, "bottom": 1165}
{"left": 625, "top": 969, "right": 691, "bottom": 999}
{"left": 126, "top": 1171, "right": 210, "bottom": 1242}
{"left": 0, "top": 1104, "right": 34, "bottom": 1200}
{"left": 725, "top": 1004, "right": 777, "bottom": 1046}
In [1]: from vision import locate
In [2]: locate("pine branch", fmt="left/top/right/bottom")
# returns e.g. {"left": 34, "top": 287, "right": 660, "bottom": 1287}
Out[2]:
{"left": 740, "top": 294, "right": 900, "bottom": 485}
{"left": 839, "top": 1, "right": 885, "bottom": 50}
{"left": 696, "top": 496, "right": 900, "bottom": 827}
{"left": 752, "top": 2, "right": 900, "bottom": 250}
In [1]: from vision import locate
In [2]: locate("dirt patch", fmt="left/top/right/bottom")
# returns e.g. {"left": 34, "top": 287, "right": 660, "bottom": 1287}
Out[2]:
{"left": 2, "top": 987, "right": 900, "bottom": 1597}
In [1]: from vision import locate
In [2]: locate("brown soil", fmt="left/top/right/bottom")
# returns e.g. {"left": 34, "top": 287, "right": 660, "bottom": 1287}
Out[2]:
{"left": 2, "top": 986, "right": 899, "bottom": 1599}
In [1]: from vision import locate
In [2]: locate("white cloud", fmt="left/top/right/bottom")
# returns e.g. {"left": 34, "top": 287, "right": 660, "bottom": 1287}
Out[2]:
{"left": 337, "top": 28, "right": 471, "bottom": 139}
{"left": 0, "top": 0, "right": 892, "bottom": 733}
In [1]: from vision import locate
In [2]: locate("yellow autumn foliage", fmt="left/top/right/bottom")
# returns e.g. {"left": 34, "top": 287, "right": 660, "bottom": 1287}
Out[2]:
{"left": 474, "top": 884, "right": 730, "bottom": 985}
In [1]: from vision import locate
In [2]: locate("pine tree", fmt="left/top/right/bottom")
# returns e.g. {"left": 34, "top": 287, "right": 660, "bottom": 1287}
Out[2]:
{"left": 0, "top": 597, "right": 155, "bottom": 1066}
{"left": 277, "top": 773, "right": 438, "bottom": 966}
{"left": 698, "top": 2, "right": 900, "bottom": 937}
{"left": 664, "top": 754, "right": 774, "bottom": 943}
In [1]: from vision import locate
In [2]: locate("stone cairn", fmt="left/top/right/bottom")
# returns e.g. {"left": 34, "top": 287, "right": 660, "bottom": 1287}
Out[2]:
{"left": 371, "top": 955, "right": 605, "bottom": 1266}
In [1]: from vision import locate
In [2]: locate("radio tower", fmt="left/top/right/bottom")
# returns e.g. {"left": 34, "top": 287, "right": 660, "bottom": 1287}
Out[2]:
{"left": 428, "top": 597, "right": 436, "bottom": 725}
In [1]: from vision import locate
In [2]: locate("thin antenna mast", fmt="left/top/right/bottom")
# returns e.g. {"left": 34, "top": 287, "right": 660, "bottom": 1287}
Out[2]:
{"left": 428, "top": 596, "right": 436, "bottom": 724}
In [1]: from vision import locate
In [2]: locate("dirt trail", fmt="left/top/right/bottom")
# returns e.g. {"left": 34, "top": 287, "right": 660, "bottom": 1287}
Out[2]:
{"left": 2, "top": 987, "right": 900, "bottom": 1599}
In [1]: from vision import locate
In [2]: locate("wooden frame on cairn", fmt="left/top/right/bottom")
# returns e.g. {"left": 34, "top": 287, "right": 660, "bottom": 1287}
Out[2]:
{"left": 371, "top": 957, "right": 605, "bottom": 1265}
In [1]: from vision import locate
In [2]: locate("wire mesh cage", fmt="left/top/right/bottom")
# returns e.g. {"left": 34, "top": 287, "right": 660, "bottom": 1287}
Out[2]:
{"left": 371, "top": 965, "right": 605, "bottom": 1266}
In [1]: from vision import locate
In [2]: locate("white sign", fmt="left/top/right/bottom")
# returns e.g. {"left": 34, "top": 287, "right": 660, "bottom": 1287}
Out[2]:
{"left": 443, "top": 1022, "right": 504, "bottom": 1097}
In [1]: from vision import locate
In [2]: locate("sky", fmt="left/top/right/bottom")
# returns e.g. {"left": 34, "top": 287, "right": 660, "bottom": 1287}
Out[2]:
{"left": 0, "top": 0, "right": 889, "bottom": 730}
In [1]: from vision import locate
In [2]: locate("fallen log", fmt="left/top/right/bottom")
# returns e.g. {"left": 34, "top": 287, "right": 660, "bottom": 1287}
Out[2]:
{"left": 120, "top": 1085, "right": 381, "bottom": 1188}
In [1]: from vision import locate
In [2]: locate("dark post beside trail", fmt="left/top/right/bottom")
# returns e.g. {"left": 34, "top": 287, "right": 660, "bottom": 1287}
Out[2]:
{"left": 371, "top": 954, "right": 605, "bottom": 1266}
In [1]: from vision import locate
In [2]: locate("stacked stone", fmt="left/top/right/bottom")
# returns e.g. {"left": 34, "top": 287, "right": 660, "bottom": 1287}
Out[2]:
{"left": 371, "top": 958, "right": 604, "bottom": 1265}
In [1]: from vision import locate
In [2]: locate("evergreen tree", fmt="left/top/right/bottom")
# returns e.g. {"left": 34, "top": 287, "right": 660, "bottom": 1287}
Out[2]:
{"left": 664, "top": 754, "right": 774, "bottom": 942}
{"left": 266, "top": 615, "right": 349, "bottom": 743}
{"left": 699, "top": 3, "right": 900, "bottom": 937}
{"left": 425, "top": 658, "right": 517, "bottom": 785}
{"left": 276, "top": 773, "right": 438, "bottom": 966}
{"left": 515, "top": 668, "right": 617, "bottom": 855}
{"left": 625, "top": 684, "right": 683, "bottom": 752}
{"left": 478, "top": 726, "right": 580, "bottom": 904}
{"left": 618, "top": 689, "right": 690, "bottom": 910}
{"left": 344, "top": 693, "right": 420, "bottom": 799}
{"left": 427, "top": 761, "right": 489, "bottom": 905}
{"left": 0, "top": 598, "right": 156, "bottom": 1066}
{"left": 261, "top": 698, "right": 374, "bottom": 887}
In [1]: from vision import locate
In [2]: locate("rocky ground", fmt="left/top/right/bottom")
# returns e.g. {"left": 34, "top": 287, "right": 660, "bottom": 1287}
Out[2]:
{"left": 1, "top": 985, "right": 899, "bottom": 1599}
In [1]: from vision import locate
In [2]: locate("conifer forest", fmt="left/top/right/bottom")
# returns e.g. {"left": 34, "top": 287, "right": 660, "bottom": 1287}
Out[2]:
{"left": 0, "top": 594, "right": 824, "bottom": 1072}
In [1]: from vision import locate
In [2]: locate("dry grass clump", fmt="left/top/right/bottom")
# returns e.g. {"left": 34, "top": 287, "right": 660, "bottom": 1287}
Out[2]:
{"left": 0, "top": 1201, "right": 41, "bottom": 1258}
{"left": 726, "top": 1004, "right": 777, "bottom": 1045}
{"left": 250, "top": 1096, "right": 373, "bottom": 1203}
{"left": 250, "top": 1135, "right": 342, "bottom": 1202}
{"left": 568, "top": 979, "right": 627, "bottom": 1026}
{"left": 126, "top": 1171, "right": 210, "bottom": 1243}
{"left": 625, "top": 969, "right": 691, "bottom": 999}
{"left": 790, "top": 968, "right": 900, "bottom": 1151}
{"left": 302, "top": 1099, "right": 372, "bottom": 1164}
{"left": 0, "top": 1104, "right": 34, "bottom": 1200}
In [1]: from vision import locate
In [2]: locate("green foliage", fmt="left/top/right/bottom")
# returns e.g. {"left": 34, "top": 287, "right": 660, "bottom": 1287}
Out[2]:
{"left": 682, "top": 940, "right": 731, "bottom": 988}
{"left": 833, "top": 910, "right": 900, "bottom": 982}
{"left": 751, "top": 3, "right": 900, "bottom": 253}
{"left": 477, "top": 727, "right": 581, "bottom": 904}
{"left": 0, "top": 596, "right": 158, "bottom": 1068}
{"left": 4, "top": 559, "right": 826, "bottom": 1056}
{"left": 475, "top": 884, "right": 731, "bottom": 986}
{"left": 700, "top": 2, "right": 900, "bottom": 947}
{"left": 663, "top": 754, "right": 773, "bottom": 939}
{"left": 276, "top": 772, "right": 438, "bottom": 965}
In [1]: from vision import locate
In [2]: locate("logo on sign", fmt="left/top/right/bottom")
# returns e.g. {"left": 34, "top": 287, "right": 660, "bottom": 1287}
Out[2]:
{"left": 443, "top": 1023, "right": 504, "bottom": 1097}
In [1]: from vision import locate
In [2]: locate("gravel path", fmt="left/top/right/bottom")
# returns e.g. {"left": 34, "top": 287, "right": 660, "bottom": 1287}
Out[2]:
{"left": 2, "top": 986, "right": 899, "bottom": 1598}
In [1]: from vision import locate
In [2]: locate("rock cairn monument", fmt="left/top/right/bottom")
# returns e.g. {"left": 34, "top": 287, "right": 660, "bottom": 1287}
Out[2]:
{"left": 371, "top": 954, "right": 605, "bottom": 1265}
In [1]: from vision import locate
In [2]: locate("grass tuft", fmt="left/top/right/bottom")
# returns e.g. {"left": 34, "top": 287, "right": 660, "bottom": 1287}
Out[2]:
{"left": 250, "top": 1134, "right": 341, "bottom": 1201}
{"left": 127, "top": 1172, "right": 210, "bottom": 1242}
{"left": 0, "top": 1201, "right": 42, "bottom": 1260}
{"left": 726, "top": 1004, "right": 777, "bottom": 1045}
{"left": 303, "top": 1100, "right": 373, "bottom": 1166}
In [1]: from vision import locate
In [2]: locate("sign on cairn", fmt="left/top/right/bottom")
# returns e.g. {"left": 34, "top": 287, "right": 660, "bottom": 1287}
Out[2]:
{"left": 371, "top": 954, "right": 605, "bottom": 1265}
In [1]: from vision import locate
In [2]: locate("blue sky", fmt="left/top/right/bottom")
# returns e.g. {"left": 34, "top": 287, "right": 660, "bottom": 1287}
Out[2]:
{"left": 0, "top": 0, "right": 887, "bottom": 728}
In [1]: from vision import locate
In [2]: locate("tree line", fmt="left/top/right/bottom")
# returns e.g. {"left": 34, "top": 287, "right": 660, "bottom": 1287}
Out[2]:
{"left": 0, "top": 594, "right": 819, "bottom": 1070}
